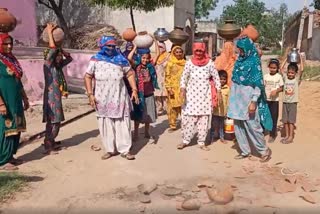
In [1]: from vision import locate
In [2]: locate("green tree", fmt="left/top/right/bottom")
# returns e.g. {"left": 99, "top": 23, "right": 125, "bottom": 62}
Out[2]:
{"left": 314, "top": 0, "right": 320, "bottom": 10}
{"left": 220, "top": 0, "right": 289, "bottom": 47}
{"left": 38, "top": 0, "right": 72, "bottom": 47}
{"left": 195, "top": 0, "right": 219, "bottom": 20}
{"left": 91, "top": 0, "right": 174, "bottom": 31}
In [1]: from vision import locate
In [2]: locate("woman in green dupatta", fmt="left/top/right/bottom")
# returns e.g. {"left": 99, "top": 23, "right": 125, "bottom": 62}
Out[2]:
{"left": 0, "top": 33, "right": 29, "bottom": 170}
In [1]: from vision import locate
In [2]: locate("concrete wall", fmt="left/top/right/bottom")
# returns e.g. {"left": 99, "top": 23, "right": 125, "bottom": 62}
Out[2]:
{"left": 284, "top": 10, "right": 320, "bottom": 60}
{"left": 0, "top": 0, "right": 37, "bottom": 46}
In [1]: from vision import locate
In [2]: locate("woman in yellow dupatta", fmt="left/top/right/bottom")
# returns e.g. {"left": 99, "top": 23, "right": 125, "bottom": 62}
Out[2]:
{"left": 154, "top": 42, "right": 170, "bottom": 115}
{"left": 165, "top": 46, "right": 186, "bottom": 132}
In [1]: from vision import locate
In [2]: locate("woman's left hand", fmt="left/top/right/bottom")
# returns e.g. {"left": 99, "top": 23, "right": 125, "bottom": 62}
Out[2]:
{"left": 23, "top": 98, "right": 30, "bottom": 111}
{"left": 248, "top": 102, "right": 257, "bottom": 114}
{"left": 131, "top": 90, "right": 139, "bottom": 104}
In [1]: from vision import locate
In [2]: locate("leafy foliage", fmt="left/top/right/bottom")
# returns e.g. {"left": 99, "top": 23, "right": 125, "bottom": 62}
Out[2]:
{"left": 220, "top": 0, "right": 290, "bottom": 47}
{"left": 314, "top": 0, "right": 320, "bottom": 10}
{"left": 91, "top": 0, "right": 174, "bottom": 11}
{"left": 195, "top": 0, "right": 219, "bottom": 19}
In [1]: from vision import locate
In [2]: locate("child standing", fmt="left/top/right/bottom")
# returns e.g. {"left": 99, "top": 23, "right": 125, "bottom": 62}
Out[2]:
{"left": 212, "top": 70, "right": 230, "bottom": 143}
{"left": 264, "top": 59, "right": 284, "bottom": 143}
{"left": 128, "top": 43, "right": 159, "bottom": 142}
{"left": 281, "top": 62, "right": 303, "bottom": 144}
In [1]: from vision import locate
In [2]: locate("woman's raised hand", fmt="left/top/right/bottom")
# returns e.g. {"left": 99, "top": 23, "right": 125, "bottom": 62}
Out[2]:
{"left": 46, "top": 23, "right": 57, "bottom": 34}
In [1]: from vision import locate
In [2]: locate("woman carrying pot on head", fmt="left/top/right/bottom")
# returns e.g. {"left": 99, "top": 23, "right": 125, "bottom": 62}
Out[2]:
{"left": 227, "top": 36, "right": 272, "bottom": 162}
{"left": 178, "top": 41, "right": 221, "bottom": 151}
{"left": 164, "top": 45, "right": 186, "bottom": 132}
{"left": 42, "top": 23, "right": 72, "bottom": 155}
{"left": 154, "top": 42, "right": 170, "bottom": 116}
{"left": 84, "top": 36, "right": 139, "bottom": 160}
{"left": 128, "top": 41, "right": 159, "bottom": 142}
{"left": 0, "top": 33, "right": 29, "bottom": 170}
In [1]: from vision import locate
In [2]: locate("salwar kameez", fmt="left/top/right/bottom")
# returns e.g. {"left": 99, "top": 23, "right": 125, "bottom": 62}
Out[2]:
{"left": 43, "top": 48, "right": 72, "bottom": 149}
{"left": 180, "top": 60, "right": 221, "bottom": 145}
{"left": 165, "top": 47, "right": 185, "bottom": 130}
{"left": 228, "top": 82, "right": 269, "bottom": 156}
{"left": 0, "top": 62, "right": 26, "bottom": 166}
{"left": 86, "top": 60, "right": 133, "bottom": 155}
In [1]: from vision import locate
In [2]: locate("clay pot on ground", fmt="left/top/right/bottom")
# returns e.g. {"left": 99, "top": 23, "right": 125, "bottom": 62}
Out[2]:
{"left": 168, "top": 26, "right": 189, "bottom": 45}
{"left": 206, "top": 186, "right": 234, "bottom": 205}
{"left": 133, "top": 31, "right": 153, "bottom": 48}
{"left": 42, "top": 26, "right": 65, "bottom": 44}
{"left": 240, "top": 24, "right": 259, "bottom": 42}
{"left": 0, "top": 8, "right": 17, "bottom": 33}
{"left": 122, "top": 28, "right": 136, "bottom": 42}
{"left": 217, "top": 20, "right": 241, "bottom": 41}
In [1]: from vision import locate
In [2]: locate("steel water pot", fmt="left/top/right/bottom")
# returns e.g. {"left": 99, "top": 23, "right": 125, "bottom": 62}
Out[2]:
{"left": 154, "top": 28, "right": 169, "bottom": 42}
{"left": 287, "top": 48, "right": 301, "bottom": 64}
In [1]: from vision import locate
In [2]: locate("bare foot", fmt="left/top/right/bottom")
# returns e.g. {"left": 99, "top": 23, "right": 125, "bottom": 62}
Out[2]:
{"left": 0, "top": 163, "right": 19, "bottom": 171}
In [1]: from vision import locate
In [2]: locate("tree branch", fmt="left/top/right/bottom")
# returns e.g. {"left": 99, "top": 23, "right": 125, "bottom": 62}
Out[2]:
{"left": 38, "top": 0, "right": 53, "bottom": 10}
{"left": 58, "top": 0, "right": 64, "bottom": 10}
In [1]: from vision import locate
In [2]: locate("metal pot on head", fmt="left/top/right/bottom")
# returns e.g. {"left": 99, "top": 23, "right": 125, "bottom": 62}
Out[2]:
{"left": 287, "top": 48, "right": 301, "bottom": 64}
{"left": 154, "top": 28, "right": 169, "bottom": 42}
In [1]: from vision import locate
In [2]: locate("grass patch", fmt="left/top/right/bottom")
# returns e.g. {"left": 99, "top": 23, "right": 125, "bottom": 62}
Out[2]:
{"left": 0, "top": 172, "right": 27, "bottom": 202}
{"left": 302, "top": 66, "right": 320, "bottom": 80}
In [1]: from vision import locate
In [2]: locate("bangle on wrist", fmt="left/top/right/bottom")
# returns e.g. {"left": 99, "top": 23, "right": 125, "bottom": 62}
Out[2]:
{"left": 132, "top": 88, "right": 138, "bottom": 92}
{"left": 87, "top": 92, "right": 93, "bottom": 97}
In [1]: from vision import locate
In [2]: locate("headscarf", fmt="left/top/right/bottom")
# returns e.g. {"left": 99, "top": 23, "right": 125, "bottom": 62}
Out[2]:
{"left": 191, "top": 42, "right": 210, "bottom": 66}
{"left": 137, "top": 48, "right": 150, "bottom": 55}
{"left": 232, "top": 37, "right": 273, "bottom": 131}
{"left": 168, "top": 46, "right": 186, "bottom": 67}
{"left": 122, "top": 42, "right": 134, "bottom": 58}
{"left": 0, "top": 33, "right": 23, "bottom": 79}
{"left": 91, "top": 36, "right": 129, "bottom": 66}
{"left": 156, "top": 42, "right": 170, "bottom": 65}
{"left": 214, "top": 41, "right": 237, "bottom": 86}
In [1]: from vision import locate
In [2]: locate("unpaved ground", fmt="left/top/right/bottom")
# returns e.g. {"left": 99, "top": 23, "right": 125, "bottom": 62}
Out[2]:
{"left": 1, "top": 60, "right": 320, "bottom": 213}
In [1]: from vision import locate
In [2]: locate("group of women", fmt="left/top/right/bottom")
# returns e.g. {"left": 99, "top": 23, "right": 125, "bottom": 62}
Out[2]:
{"left": 0, "top": 26, "right": 272, "bottom": 170}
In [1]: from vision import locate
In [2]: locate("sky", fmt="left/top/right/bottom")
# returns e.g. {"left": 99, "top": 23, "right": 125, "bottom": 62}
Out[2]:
{"left": 209, "top": 0, "right": 314, "bottom": 19}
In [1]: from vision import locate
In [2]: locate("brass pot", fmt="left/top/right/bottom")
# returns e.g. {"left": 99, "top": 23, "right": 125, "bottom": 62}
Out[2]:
{"left": 217, "top": 20, "right": 241, "bottom": 41}
{"left": 0, "top": 8, "right": 17, "bottom": 33}
{"left": 168, "top": 26, "right": 189, "bottom": 45}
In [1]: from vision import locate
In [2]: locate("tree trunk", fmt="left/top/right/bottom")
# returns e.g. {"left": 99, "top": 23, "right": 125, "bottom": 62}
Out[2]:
{"left": 130, "top": 6, "right": 136, "bottom": 32}
{"left": 47, "top": 0, "right": 72, "bottom": 48}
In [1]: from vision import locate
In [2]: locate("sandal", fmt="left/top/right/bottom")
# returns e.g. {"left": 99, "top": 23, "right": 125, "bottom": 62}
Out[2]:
{"left": 177, "top": 143, "right": 187, "bottom": 150}
{"left": 91, "top": 145, "right": 101, "bottom": 152}
{"left": 10, "top": 158, "right": 25, "bottom": 166}
{"left": 121, "top": 153, "right": 135, "bottom": 160}
{"left": 0, "top": 163, "right": 19, "bottom": 171}
{"left": 282, "top": 139, "right": 294, "bottom": 144}
{"left": 280, "top": 138, "right": 288, "bottom": 143}
{"left": 199, "top": 145, "right": 210, "bottom": 151}
{"left": 101, "top": 153, "right": 114, "bottom": 160}
{"left": 234, "top": 154, "right": 251, "bottom": 160}
{"left": 260, "top": 149, "right": 272, "bottom": 163}
{"left": 168, "top": 128, "right": 177, "bottom": 133}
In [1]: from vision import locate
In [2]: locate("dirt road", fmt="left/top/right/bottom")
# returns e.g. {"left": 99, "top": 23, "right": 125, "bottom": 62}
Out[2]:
{"left": 1, "top": 59, "right": 320, "bottom": 213}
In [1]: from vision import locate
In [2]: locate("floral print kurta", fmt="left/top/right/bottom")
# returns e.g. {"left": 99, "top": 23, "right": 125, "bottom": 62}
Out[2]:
{"left": 43, "top": 48, "right": 72, "bottom": 123}
{"left": 180, "top": 60, "right": 221, "bottom": 116}
{"left": 86, "top": 61, "right": 132, "bottom": 118}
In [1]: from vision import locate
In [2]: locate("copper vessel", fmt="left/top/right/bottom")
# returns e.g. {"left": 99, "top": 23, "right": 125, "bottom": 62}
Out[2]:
{"left": 168, "top": 26, "right": 189, "bottom": 45}
{"left": 217, "top": 20, "right": 241, "bottom": 41}
{"left": 0, "top": 8, "right": 17, "bottom": 33}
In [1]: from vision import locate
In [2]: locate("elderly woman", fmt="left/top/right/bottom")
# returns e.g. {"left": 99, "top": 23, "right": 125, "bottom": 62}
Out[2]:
{"left": 178, "top": 42, "right": 221, "bottom": 151}
{"left": 165, "top": 45, "right": 186, "bottom": 132}
{"left": 154, "top": 42, "right": 170, "bottom": 115}
{"left": 84, "top": 36, "right": 139, "bottom": 160}
{"left": 228, "top": 37, "right": 272, "bottom": 162}
{"left": 0, "top": 33, "right": 29, "bottom": 170}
